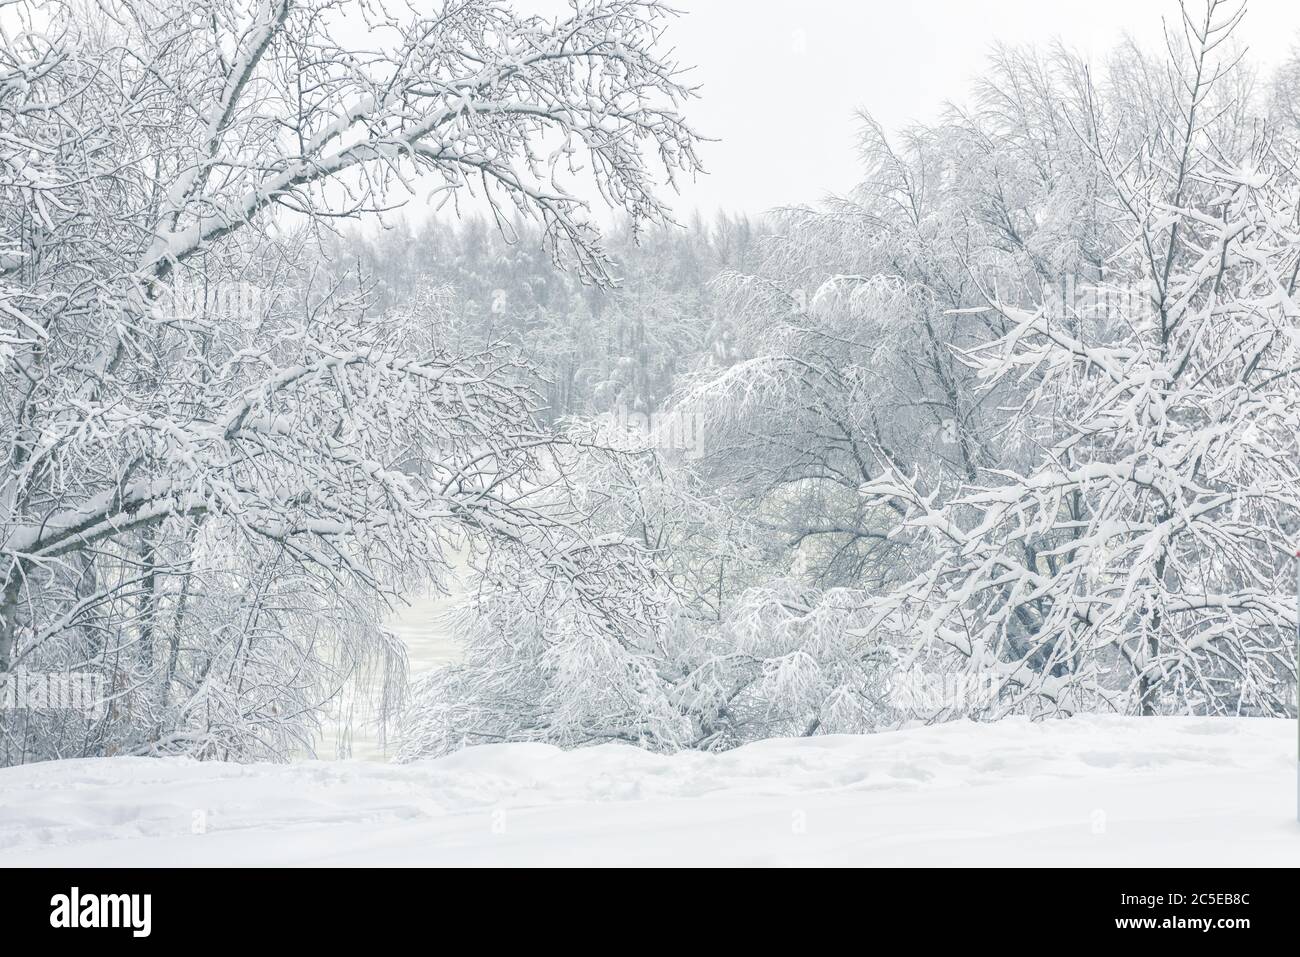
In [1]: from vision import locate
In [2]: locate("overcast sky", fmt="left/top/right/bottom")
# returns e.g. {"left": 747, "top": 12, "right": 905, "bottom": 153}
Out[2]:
{"left": 658, "top": 0, "right": 1300, "bottom": 217}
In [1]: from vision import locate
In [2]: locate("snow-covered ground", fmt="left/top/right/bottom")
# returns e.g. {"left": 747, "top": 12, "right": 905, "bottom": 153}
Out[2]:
{"left": 2, "top": 716, "right": 1297, "bottom": 866}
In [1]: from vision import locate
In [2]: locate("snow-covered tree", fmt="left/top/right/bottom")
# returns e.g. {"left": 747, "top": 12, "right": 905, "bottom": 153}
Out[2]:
{"left": 663, "top": 0, "right": 1299, "bottom": 732}
{"left": 0, "top": 0, "right": 700, "bottom": 762}
{"left": 862, "top": 0, "right": 1300, "bottom": 718}
{"left": 397, "top": 422, "right": 910, "bottom": 757}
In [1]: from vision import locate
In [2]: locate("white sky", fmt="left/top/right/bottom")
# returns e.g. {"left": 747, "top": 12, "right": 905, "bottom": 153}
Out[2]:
{"left": 661, "top": 0, "right": 1300, "bottom": 217}
{"left": 7, "top": 0, "right": 1294, "bottom": 223}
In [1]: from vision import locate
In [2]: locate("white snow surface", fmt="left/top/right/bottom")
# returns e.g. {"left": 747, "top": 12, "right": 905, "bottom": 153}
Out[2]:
{"left": 2, "top": 716, "right": 1297, "bottom": 866}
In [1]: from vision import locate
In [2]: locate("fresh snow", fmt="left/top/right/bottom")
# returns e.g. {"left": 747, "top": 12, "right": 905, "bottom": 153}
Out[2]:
{"left": 2, "top": 716, "right": 1297, "bottom": 867}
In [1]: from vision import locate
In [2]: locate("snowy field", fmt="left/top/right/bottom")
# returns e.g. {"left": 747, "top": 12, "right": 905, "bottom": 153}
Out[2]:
{"left": 2, "top": 716, "right": 1297, "bottom": 867}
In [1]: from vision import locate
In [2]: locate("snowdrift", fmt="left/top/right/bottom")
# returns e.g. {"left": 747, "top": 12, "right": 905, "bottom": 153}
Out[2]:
{"left": 1, "top": 716, "right": 1296, "bottom": 866}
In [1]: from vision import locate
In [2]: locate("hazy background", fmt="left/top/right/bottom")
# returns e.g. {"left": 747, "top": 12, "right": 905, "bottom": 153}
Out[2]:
{"left": 660, "top": 0, "right": 1300, "bottom": 215}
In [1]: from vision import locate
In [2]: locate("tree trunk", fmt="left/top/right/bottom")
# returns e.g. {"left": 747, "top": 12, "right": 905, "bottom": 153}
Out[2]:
{"left": 0, "top": 562, "right": 21, "bottom": 673}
